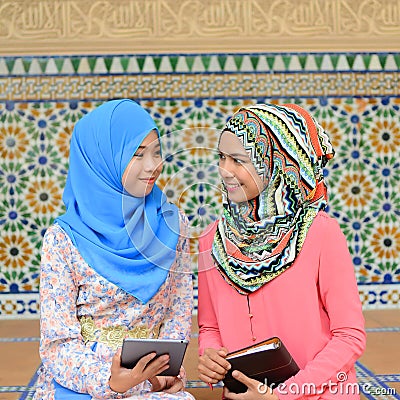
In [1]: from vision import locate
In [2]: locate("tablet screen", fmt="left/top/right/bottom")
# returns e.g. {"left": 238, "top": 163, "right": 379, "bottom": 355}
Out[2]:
{"left": 120, "top": 338, "right": 189, "bottom": 376}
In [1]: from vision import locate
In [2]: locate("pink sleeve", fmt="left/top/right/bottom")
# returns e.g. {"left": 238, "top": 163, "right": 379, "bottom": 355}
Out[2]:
{"left": 197, "top": 226, "right": 224, "bottom": 355}
{"left": 277, "top": 217, "right": 366, "bottom": 399}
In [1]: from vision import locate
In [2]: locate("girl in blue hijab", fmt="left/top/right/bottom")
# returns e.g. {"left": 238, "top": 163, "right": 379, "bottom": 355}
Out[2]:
{"left": 34, "top": 100, "right": 195, "bottom": 399}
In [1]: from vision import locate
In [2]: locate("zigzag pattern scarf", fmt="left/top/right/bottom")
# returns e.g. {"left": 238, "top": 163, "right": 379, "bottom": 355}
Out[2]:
{"left": 212, "top": 103, "right": 335, "bottom": 294}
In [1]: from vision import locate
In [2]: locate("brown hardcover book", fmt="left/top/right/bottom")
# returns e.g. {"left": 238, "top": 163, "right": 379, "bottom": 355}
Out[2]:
{"left": 223, "top": 337, "right": 300, "bottom": 393}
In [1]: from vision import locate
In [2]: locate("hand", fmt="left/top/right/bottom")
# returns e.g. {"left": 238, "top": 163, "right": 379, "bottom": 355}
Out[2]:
{"left": 149, "top": 367, "right": 186, "bottom": 394}
{"left": 198, "top": 347, "right": 231, "bottom": 385}
{"left": 109, "top": 349, "right": 170, "bottom": 393}
{"left": 223, "top": 370, "right": 279, "bottom": 399}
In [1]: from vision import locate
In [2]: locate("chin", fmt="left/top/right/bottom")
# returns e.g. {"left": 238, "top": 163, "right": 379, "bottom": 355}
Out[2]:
{"left": 227, "top": 194, "right": 246, "bottom": 204}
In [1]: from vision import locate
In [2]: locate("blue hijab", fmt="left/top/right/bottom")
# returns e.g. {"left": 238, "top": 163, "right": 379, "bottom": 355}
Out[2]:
{"left": 56, "top": 99, "right": 180, "bottom": 303}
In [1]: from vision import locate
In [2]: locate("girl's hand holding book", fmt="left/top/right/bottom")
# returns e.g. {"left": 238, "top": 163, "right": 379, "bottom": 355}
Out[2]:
{"left": 198, "top": 347, "right": 231, "bottom": 384}
{"left": 224, "top": 370, "right": 279, "bottom": 400}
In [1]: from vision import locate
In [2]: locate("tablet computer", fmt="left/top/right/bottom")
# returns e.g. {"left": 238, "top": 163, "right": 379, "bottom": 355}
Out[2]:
{"left": 120, "top": 338, "right": 189, "bottom": 376}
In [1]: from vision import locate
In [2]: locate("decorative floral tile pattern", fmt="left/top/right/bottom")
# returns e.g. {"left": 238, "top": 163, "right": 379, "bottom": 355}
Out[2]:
{"left": 0, "top": 53, "right": 399, "bottom": 317}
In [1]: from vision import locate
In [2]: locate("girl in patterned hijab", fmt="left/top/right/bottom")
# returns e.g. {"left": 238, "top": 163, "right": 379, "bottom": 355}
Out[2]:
{"left": 198, "top": 103, "right": 366, "bottom": 399}
{"left": 213, "top": 103, "right": 334, "bottom": 294}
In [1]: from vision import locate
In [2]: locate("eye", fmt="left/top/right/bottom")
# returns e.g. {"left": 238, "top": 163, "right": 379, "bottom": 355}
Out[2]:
{"left": 133, "top": 152, "right": 144, "bottom": 158}
{"left": 218, "top": 152, "right": 226, "bottom": 160}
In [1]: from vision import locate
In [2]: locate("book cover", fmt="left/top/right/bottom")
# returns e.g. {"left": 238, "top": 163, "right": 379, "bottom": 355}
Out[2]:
{"left": 223, "top": 337, "right": 299, "bottom": 393}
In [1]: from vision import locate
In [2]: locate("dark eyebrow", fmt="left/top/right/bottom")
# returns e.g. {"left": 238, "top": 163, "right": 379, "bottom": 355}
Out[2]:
{"left": 136, "top": 143, "right": 161, "bottom": 150}
{"left": 219, "top": 150, "right": 249, "bottom": 158}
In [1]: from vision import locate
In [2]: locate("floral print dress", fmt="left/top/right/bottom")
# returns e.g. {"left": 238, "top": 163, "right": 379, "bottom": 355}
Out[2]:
{"left": 34, "top": 214, "right": 194, "bottom": 400}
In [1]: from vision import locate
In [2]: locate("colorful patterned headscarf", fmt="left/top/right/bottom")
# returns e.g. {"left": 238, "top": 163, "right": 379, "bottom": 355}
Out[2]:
{"left": 212, "top": 103, "right": 334, "bottom": 294}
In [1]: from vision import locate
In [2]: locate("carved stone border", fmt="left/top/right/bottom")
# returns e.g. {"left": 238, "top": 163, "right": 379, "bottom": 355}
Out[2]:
{"left": 0, "top": 0, "right": 399, "bottom": 55}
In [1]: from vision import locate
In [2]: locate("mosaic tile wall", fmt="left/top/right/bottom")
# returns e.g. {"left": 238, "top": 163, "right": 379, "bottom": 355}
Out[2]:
{"left": 0, "top": 52, "right": 399, "bottom": 318}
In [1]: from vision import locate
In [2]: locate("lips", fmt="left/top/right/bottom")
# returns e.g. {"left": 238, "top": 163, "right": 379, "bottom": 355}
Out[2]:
{"left": 224, "top": 182, "right": 241, "bottom": 192}
{"left": 140, "top": 178, "right": 156, "bottom": 184}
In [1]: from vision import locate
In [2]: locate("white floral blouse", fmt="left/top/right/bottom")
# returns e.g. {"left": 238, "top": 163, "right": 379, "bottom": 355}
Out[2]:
{"left": 33, "top": 213, "right": 194, "bottom": 400}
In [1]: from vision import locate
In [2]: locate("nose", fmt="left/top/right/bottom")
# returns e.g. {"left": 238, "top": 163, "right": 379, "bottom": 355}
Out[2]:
{"left": 143, "top": 154, "right": 161, "bottom": 172}
{"left": 219, "top": 158, "right": 235, "bottom": 179}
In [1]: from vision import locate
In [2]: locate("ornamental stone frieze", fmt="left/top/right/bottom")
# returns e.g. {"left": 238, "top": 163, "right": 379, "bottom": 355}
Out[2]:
{"left": 0, "top": 0, "right": 399, "bottom": 55}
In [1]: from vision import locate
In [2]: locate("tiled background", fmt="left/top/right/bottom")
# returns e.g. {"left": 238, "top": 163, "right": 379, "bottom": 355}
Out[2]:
{"left": 0, "top": 52, "right": 399, "bottom": 318}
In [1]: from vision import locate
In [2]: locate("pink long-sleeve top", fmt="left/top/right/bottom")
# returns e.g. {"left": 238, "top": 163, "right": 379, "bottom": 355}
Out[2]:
{"left": 198, "top": 212, "right": 366, "bottom": 399}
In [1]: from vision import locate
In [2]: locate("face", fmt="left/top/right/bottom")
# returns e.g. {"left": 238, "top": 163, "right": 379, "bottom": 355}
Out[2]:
{"left": 122, "top": 130, "right": 162, "bottom": 197}
{"left": 218, "top": 131, "right": 265, "bottom": 203}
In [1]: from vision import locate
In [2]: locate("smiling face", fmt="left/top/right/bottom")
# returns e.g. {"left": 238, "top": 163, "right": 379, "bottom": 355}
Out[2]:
{"left": 122, "top": 130, "right": 163, "bottom": 197}
{"left": 218, "top": 131, "right": 265, "bottom": 203}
